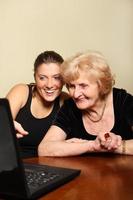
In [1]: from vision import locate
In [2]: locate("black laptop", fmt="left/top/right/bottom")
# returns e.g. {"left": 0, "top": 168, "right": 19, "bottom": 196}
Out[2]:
{"left": 0, "top": 98, "right": 80, "bottom": 200}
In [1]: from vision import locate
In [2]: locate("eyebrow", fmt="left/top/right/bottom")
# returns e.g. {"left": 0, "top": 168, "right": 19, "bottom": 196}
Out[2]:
{"left": 38, "top": 73, "right": 61, "bottom": 77}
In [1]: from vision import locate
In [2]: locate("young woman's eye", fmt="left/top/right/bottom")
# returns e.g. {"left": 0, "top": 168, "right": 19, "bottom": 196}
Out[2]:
{"left": 39, "top": 76, "right": 45, "bottom": 80}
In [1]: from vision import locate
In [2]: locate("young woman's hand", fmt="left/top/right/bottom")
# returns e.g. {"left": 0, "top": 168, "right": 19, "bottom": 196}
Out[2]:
{"left": 14, "top": 121, "right": 28, "bottom": 138}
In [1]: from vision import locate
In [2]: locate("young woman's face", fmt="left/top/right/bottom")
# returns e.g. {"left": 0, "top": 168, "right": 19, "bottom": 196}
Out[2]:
{"left": 34, "top": 63, "right": 63, "bottom": 102}
{"left": 67, "top": 70, "right": 100, "bottom": 110}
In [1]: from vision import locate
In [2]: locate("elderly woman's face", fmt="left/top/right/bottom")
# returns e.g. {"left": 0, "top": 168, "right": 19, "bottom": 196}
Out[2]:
{"left": 67, "top": 71, "right": 100, "bottom": 110}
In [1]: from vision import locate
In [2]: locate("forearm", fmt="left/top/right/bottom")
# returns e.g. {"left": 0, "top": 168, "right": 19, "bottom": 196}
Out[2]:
{"left": 38, "top": 140, "right": 94, "bottom": 157}
{"left": 115, "top": 139, "right": 133, "bottom": 155}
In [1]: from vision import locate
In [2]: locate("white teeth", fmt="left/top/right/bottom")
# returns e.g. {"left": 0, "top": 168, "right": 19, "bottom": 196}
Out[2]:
{"left": 46, "top": 90, "right": 54, "bottom": 93}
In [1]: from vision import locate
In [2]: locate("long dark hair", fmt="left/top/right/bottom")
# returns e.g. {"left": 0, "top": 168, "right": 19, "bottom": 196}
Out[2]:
{"left": 34, "top": 51, "right": 64, "bottom": 72}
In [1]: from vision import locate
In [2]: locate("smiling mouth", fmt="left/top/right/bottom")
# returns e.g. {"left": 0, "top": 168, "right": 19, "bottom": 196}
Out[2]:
{"left": 44, "top": 90, "right": 56, "bottom": 95}
{"left": 74, "top": 97, "right": 85, "bottom": 102}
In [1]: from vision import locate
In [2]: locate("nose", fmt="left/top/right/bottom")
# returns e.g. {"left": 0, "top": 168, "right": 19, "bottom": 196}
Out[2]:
{"left": 46, "top": 79, "right": 53, "bottom": 89}
{"left": 73, "top": 86, "right": 81, "bottom": 98}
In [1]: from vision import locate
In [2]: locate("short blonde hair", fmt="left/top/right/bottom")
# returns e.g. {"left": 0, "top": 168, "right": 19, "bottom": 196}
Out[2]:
{"left": 61, "top": 51, "right": 115, "bottom": 99}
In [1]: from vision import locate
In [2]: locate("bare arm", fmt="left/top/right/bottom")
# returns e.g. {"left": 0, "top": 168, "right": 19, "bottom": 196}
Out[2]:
{"left": 6, "top": 83, "right": 29, "bottom": 119}
{"left": 38, "top": 125, "right": 95, "bottom": 157}
{"left": 6, "top": 84, "right": 29, "bottom": 137}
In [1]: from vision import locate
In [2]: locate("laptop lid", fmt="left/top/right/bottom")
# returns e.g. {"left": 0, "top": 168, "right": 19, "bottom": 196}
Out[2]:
{"left": 0, "top": 98, "right": 29, "bottom": 199}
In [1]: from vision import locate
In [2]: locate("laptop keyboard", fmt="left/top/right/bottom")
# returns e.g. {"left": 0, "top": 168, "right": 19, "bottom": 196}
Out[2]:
{"left": 25, "top": 168, "right": 60, "bottom": 188}
{"left": 23, "top": 163, "right": 80, "bottom": 195}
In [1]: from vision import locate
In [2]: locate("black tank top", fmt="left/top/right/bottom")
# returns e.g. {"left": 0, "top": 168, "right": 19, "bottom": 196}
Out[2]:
{"left": 16, "top": 84, "right": 60, "bottom": 158}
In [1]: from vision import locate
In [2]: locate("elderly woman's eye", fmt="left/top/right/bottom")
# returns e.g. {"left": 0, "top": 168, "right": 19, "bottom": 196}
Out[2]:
{"left": 54, "top": 76, "right": 61, "bottom": 80}
{"left": 80, "top": 84, "right": 88, "bottom": 88}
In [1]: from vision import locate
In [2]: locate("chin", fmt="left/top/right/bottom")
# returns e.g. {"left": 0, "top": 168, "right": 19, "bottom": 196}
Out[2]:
{"left": 44, "top": 96, "right": 56, "bottom": 102}
{"left": 42, "top": 90, "right": 61, "bottom": 101}
{"left": 45, "top": 94, "right": 59, "bottom": 102}
{"left": 76, "top": 104, "right": 88, "bottom": 110}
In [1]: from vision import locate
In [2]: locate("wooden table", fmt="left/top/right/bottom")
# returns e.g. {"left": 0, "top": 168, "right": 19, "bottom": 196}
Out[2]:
{"left": 26, "top": 154, "right": 133, "bottom": 200}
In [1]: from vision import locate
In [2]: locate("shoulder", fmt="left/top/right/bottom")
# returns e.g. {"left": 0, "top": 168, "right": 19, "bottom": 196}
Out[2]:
{"left": 6, "top": 83, "right": 29, "bottom": 107}
{"left": 113, "top": 87, "right": 133, "bottom": 113}
{"left": 113, "top": 87, "right": 133, "bottom": 102}
{"left": 117, "top": 88, "right": 133, "bottom": 126}
{"left": 7, "top": 83, "right": 29, "bottom": 94}
{"left": 59, "top": 91, "right": 70, "bottom": 107}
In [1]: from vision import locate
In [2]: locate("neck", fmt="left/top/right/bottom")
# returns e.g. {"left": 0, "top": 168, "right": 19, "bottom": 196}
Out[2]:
{"left": 84, "top": 99, "right": 107, "bottom": 123}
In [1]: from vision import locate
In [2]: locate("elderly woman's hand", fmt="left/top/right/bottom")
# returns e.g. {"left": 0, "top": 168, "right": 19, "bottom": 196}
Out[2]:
{"left": 14, "top": 121, "right": 28, "bottom": 138}
{"left": 96, "top": 132, "right": 122, "bottom": 151}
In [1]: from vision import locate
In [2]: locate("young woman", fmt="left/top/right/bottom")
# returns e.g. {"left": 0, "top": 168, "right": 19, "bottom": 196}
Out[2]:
{"left": 6, "top": 51, "right": 69, "bottom": 158}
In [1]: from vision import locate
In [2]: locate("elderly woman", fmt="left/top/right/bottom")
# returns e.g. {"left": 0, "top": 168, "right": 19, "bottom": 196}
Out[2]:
{"left": 38, "top": 51, "right": 133, "bottom": 156}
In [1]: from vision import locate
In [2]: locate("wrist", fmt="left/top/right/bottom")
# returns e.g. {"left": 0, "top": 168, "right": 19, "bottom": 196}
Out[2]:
{"left": 114, "top": 140, "right": 126, "bottom": 154}
{"left": 122, "top": 140, "right": 126, "bottom": 154}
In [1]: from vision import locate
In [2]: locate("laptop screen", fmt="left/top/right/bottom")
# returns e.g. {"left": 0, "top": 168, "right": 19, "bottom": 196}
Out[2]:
{"left": 0, "top": 104, "right": 18, "bottom": 171}
{"left": 0, "top": 99, "right": 27, "bottom": 198}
